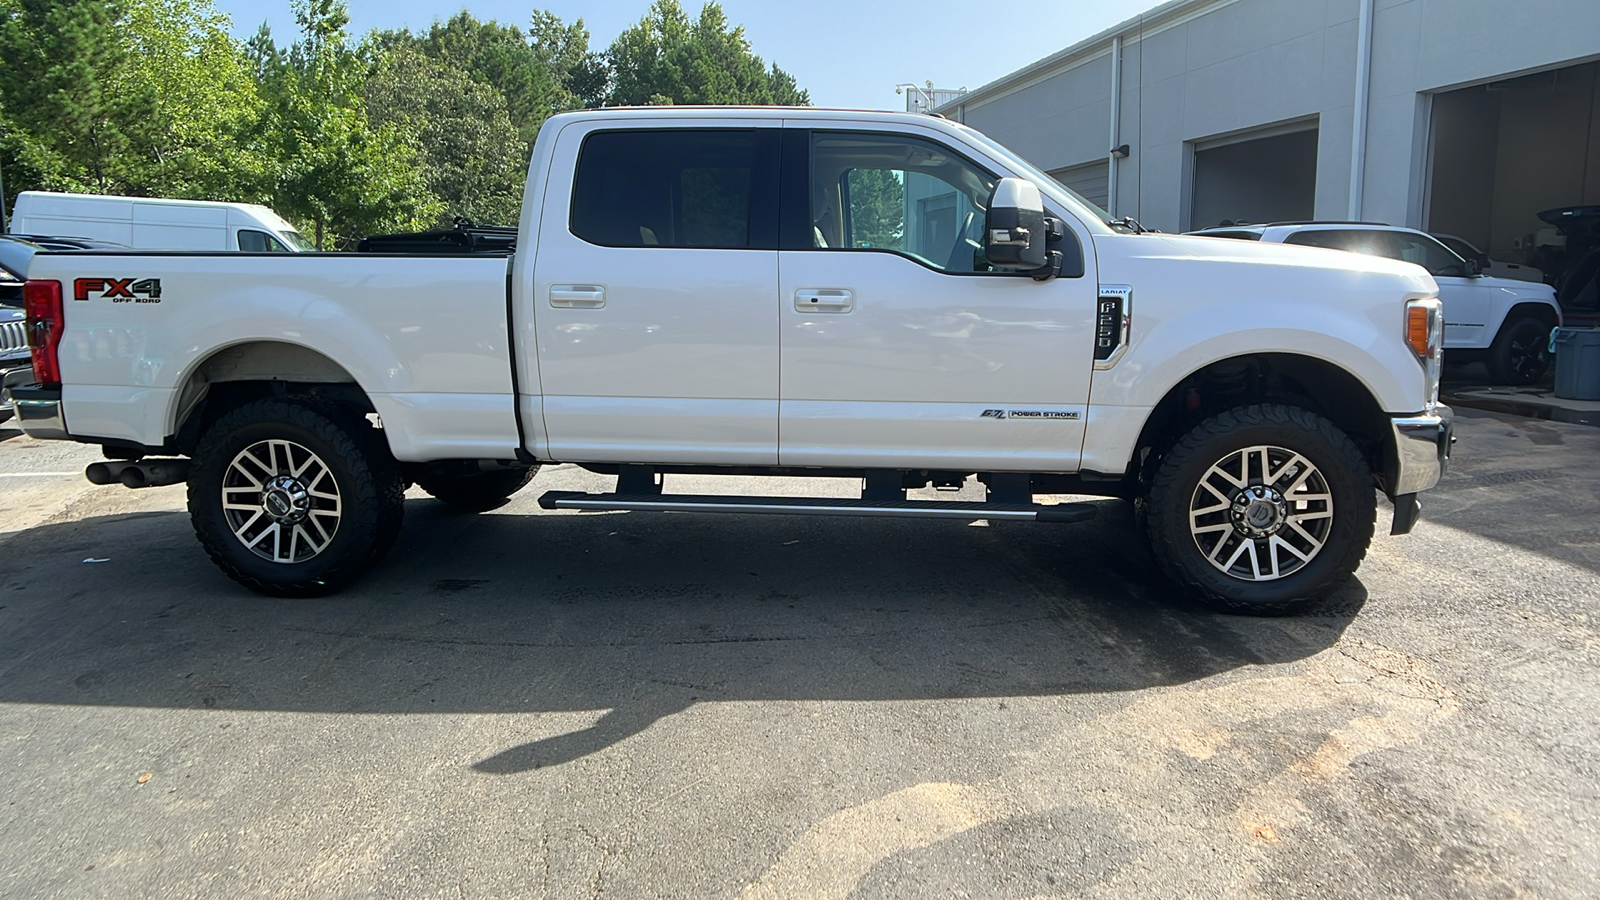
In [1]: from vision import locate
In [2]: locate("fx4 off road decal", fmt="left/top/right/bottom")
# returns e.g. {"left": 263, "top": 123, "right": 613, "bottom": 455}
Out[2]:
{"left": 981, "top": 409, "right": 1079, "bottom": 420}
{"left": 74, "top": 277, "right": 162, "bottom": 303}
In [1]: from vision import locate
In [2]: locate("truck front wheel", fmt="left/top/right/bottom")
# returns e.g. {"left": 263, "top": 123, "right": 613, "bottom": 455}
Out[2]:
{"left": 1140, "top": 404, "right": 1375, "bottom": 615}
{"left": 188, "top": 399, "right": 405, "bottom": 597}
{"left": 415, "top": 466, "right": 538, "bottom": 512}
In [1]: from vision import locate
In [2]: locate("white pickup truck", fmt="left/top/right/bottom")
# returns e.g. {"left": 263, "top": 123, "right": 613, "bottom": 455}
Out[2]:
{"left": 8, "top": 107, "right": 1452, "bottom": 614}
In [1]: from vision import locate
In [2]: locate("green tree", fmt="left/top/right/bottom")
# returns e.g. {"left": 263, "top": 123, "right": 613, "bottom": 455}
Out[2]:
{"left": 0, "top": 0, "right": 160, "bottom": 193}
{"left": 123, "top": 0, "right": 269, "bottom": 198}
{"left": 363, "top": 44, "right": 526, "bottom": 227}
{"left": 527, "top": 11, "right": 608, "bottom": 109}
{"left": 0, "top": 0, "right": 263, "bottom": 200}
{"left": 606, "top": 0, "right": 809, "bottom": 107}
{"left": 418, "top": 12, "right": 565, "bottom": 147}
{"left": 250, "top": 0, "right": 438, "bottom": 247}
{"left": 847, "top": 168, "right": 904, "bottom": 249}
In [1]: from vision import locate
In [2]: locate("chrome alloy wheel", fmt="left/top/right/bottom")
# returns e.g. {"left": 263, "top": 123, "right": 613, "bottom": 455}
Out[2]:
{"left": 221, "top": 439, "right": 342, "bottom": 564}
{"left": 1187, "top": 444, "right": 1333, "bottom": 582}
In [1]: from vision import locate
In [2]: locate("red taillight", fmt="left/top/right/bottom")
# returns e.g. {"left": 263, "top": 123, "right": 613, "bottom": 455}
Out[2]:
{"left": 23, "top": 279, "right": 64, "bottom": 386}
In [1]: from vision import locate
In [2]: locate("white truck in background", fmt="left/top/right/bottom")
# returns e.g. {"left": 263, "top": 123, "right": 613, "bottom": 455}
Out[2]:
{"left": 7, "top": 107, "right": 1452, "bottom": 615}
{"left": 9, "top": 191, "right": 311, "bottom": 253}
{"left": 1189, "top": 222, "right": 1563, "bottom": 384}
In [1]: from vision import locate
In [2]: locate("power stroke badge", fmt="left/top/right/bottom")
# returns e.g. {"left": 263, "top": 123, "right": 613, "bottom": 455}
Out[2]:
{"left": 980, "top": 409, "right": 1080, "bottom": 420}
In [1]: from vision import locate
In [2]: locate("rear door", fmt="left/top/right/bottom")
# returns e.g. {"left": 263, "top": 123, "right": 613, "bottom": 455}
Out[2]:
{"left": 776, "top": 125, "right": 1098, "bottom": 471}
{"left": 532, "top": 121, "right": 782, "bottom": 464}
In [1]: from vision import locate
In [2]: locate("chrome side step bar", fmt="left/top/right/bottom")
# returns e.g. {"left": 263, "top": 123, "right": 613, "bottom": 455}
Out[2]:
{"left": 536, "top": 491, "right": 1098, "bottom": 523}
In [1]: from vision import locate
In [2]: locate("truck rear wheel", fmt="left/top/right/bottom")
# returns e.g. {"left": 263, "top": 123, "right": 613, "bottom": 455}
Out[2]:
{"left": 1140, "top": 403, "right": 1375, "bottom": 615}
{"left": 415, "top": 466, "right": 537, "bottom": 512}
{"left": 1486, "top": 314, "right": 1553, "bottom": 385}
{"left": 188, "top": 399, "right": 405, "bottom": 597}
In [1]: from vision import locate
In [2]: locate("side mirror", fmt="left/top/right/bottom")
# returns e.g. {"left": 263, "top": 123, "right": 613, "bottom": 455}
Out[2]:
{"left": 985, "top": 177, "right": 1048, "bottom": 271}
{"left": 1464, "top": 257, "right": 1483, "bottom": 277}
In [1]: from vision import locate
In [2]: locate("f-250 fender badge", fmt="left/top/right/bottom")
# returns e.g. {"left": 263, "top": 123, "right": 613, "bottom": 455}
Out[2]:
{"left": 981, "top": 409, "right": 1080, "bottom": 420}
{"left": 74, "top": 277, "right": 162, "bottom": 304}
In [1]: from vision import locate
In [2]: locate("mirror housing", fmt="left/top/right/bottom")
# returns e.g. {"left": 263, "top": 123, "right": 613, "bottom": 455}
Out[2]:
{"left": 1464, "top": 256, "right": 1483, "bottom": 277}
{"left": 985, "top": 178, "right": 1048, "bottom": 271}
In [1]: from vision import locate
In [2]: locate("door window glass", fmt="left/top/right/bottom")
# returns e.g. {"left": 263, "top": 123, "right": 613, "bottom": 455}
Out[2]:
{"left": 813, "top": 132, "right": 999, "bottom": 274}
{"left": 1387, "top": 232, "right": 1468, "bottom": 277}
{"left": 1282, "top": 229, "right": 1389, "bottom": 256}
{"left": 570, "top": 129, "right": 778, "bottom": 250}
{"left": 238, "top": 230, "right": 289, "bottom": 252}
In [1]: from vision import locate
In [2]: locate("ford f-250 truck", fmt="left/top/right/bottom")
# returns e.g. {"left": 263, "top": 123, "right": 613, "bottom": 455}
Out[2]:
{"left": 7, "top": 107, "right": 1452, "bottom": 614}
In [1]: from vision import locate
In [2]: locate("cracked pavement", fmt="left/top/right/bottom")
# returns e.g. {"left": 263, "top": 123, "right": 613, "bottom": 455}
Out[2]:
{"left": 0, "top": 407, "right": 1596, "bottom": 898}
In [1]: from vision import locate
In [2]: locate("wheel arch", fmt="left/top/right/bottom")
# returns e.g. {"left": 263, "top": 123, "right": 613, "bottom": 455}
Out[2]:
{"left": 1490, "top": 300, "right": 1562, "bottom": 342}
{"left": 167, "top": 340, "right": 382, "bottom": 455}
{"left": 1127, "top": 352, "right": 1395, "bottom": 494}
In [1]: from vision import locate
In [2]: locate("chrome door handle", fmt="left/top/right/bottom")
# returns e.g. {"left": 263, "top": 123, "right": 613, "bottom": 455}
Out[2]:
{"left": 549, "top": 284, "right": 606, "bottom": 308}
{"left": 794, "top": 288, "right": 854, "bottom": 313}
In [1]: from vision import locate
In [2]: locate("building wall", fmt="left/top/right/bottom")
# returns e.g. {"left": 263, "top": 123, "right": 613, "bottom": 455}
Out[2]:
{"left": 953, "top": 0, "right": 1600, "bottom": 233}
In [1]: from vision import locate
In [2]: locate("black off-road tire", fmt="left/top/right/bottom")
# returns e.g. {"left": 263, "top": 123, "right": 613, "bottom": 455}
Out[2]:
{"left": 415, "top": 466, "right": 537, "bottom": 512}
{"left": 1140, "top": 404, "right": 1375, "bottom": 616}
{"left": 1487, "top": 315, "right": 1553, "bottom": 385}
{"left": 188, "top": 399, "right": 405, "bottom": 597}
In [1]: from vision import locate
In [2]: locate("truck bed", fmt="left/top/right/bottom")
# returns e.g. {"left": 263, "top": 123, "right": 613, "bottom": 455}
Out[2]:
{"left": 26, "top": 251, "right": 522, "bottom": 461}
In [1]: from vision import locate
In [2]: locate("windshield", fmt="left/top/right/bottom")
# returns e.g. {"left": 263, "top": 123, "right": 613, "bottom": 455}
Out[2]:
{"left": 281, "top": 230, "right": 315, "bottom": 252}
{"left": 952, "top": 123, "right": 1118, "bottom": 230}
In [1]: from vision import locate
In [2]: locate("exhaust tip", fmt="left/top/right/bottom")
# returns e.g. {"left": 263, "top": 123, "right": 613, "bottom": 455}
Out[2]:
{"left": 85, "top": 462, "right": 113, "bottom": 485}
{"left": 119, "top": 467, "right": 147, "bottom": 489}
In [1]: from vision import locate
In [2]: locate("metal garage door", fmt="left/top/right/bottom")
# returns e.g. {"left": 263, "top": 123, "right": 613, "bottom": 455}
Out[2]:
{"left": 1048, "top": 161, "right": 1109, "bottom": 208}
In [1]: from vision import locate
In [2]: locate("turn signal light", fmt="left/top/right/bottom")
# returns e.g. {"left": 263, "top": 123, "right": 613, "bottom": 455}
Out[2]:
{"left": 23, "top": 279, "right": 64, "bottom": 386}
{"left": 1404, "top": 299, "right": 1441, "bottom": 359}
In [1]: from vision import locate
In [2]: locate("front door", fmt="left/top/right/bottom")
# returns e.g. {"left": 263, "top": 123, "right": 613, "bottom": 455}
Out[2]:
{"left": 532, "top": 123, "right": 782, "bottom": 464}
{"left": 1384, "top": 230, "right": 1494, "bottom": 349}
{"left": 778, "top": 127, "right": 1098, "bottom": 471}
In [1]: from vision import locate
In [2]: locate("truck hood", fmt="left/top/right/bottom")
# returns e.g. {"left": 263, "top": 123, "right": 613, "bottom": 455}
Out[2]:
{"left": 1147, "top": 233, "right": 1435, "bottom": 282}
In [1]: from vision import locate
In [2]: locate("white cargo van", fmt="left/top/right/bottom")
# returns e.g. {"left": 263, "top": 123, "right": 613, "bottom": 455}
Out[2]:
{"left": 8, "top": 191, "right": 311, "bottom": 252}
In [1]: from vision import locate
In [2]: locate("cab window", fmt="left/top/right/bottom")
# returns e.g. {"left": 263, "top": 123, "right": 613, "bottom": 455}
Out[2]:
{"left": 1387, "top": 232, "right": 1468, "bottom": 277}
{"left": 570, "top": 129, "right": 779, "bottom": 250}
{"left": 811, "top": 131, "right": 1000, "bottom": 274}
{"left": 1282, "top": 229, "right": 1389, "bottom": 256}
{"left": 238, "top": 230, "right": 289, "bottom": 252}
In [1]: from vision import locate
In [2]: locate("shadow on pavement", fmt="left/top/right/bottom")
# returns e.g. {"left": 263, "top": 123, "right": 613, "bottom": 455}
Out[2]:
{"left": 1424, "top": 408, "right": 1600, "bottom": 575}
{"left": 0, "top": 499, "right": 1366, "bottom": 772}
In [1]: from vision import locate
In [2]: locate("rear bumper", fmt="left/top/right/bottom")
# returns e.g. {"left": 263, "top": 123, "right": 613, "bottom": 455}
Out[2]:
{"left": 2, "top": 374, "right": 69, "bottom": 441}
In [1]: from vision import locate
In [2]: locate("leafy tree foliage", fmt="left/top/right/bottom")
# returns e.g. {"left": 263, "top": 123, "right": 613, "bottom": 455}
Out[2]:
{"left": 0, "top": 0, "right": 161, "bottom": 193}
{"left": 248, "top": 0, "right": 437, "bottom": 247}
{"left": 363, "top": 44, "right": 525, "bottom": 227}
{"left": 847, "top": 168, "right": 904, "bottom": 250}
{"left": 0, "top": 0, "right": 810, "bottom": 241}
{"left": 607, "top": 1, "right": 810, "bottom": 106}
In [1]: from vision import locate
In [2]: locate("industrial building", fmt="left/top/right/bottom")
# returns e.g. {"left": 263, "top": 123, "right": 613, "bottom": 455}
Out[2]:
{"left": 939, "top": 0, "right": 1600, "bottom": 277}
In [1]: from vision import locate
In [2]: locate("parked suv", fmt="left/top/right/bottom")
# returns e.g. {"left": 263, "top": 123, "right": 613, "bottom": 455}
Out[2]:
{"left": 1189, "top": 222, "right": 1562, "bottom": 384}
{"left": 0, "top": 238, "right": 37, "bottom": 424}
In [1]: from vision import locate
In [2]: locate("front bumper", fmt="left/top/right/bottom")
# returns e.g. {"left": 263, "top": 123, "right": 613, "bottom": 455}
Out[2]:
{"left": 1386, "top": 405, "right": 1454, "bottom": 535}
{"left": 2, "top": 373, "right": 69, "bottom": 441}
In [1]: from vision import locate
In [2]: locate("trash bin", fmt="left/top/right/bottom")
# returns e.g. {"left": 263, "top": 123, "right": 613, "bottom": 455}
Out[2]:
{"left": 1553, "top": 327, "right": 1600, "bottom": 400}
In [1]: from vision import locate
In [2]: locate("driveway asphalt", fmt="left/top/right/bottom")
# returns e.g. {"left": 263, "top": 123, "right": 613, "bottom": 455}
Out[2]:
{"left": 0, "top": 407, "right": 1595, "bottom": 899}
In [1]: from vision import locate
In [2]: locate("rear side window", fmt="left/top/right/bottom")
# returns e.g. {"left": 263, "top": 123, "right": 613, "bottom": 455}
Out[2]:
{"left": 1283, "top": 229, "right": 1389, "bottom": 256}
{"left": 238, "top": 230, "right": 289, "bottom": 252}
{"left": 570, "top": 129, "right": 779, "bottom": 250}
